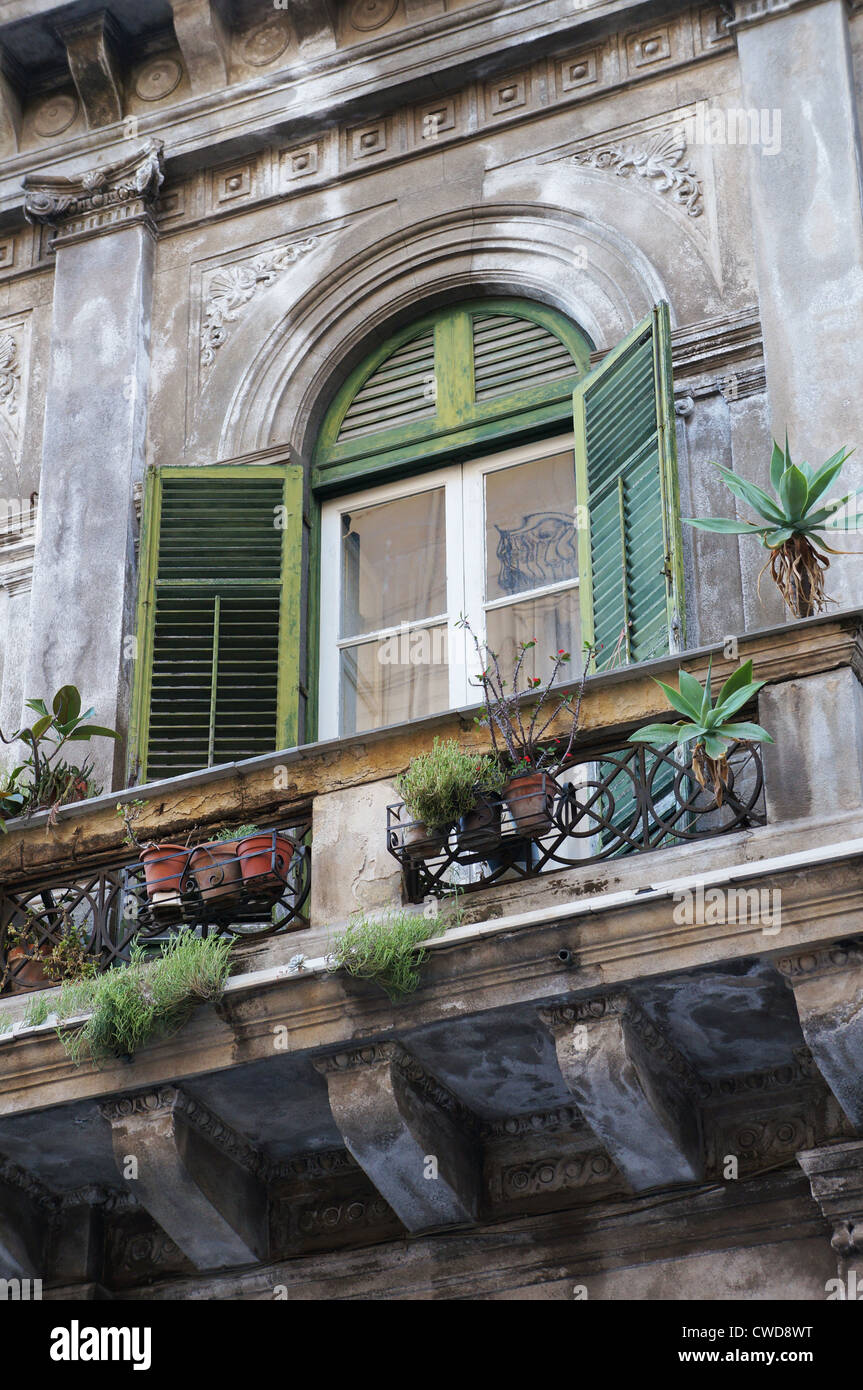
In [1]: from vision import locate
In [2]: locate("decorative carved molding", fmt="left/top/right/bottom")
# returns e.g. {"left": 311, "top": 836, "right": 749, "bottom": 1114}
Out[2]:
{"left": 480, "top": 1105, "right": 583, "bottom": 1140}
{"left": 698, "top": 1049, "right": 820, "bottom": 1102}
{"left": 312, "top": 1042, "right": 399, "bottom": 1075}
{"left": 495, "top": 1149, "right": 616, "bottom": 1200}
{"left": 775, "top": 937, "right": 863, "bottom": 981}
{"left": 22, "top": 140, "right": 164, "bottom": 244}
{"left": 101, "top": 1084, "right": 269, "bottom": 1181}
{"left": 0, "top": 1154, "right": 57, "bottom": 1211}
{"left": 0, "top": 330, "right": 21, "bottom": 418}
{"left": 540, "top": 993, "right": 698, "bottom": 1093}
{"left": 271, "top": 1148, "right": 359, "bottom": 1182}
{"left": 798, "top": 1141, "right": 863, "bottom": 1264}
{"left": 200, "top": 237, "right": 319, "bottom": 369}
{"left": 562, "top": 127, "right": 703, "bottom": 217}
{"left": 295, "top": 1192, "right": 394, "bottom": 1236}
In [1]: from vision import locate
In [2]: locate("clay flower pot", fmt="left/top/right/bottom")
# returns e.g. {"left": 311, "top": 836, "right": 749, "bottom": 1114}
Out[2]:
{"left": 188, "top": 842, "right": 244, "bottom": 903}
{"left": 457, "top": 794, "right": 502, "bottom": 854}
{"left": 504, "top": 771, "right": 559, "bottom": 836}
{"left": 237, "top": 832, "right": 295, "bottom": 892}
{"left": 5, "top": 944, "right": 52, "bottom": 994}
{"left": 402, "top": 820, "right": 449, "bottom": 860}
{"left": 140, "top": 843, "right": 190, "bottom": 907}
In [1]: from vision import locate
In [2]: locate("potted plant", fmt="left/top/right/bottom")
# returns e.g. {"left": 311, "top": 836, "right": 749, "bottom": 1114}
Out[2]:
{"left": 117, "top": 801, "right": 191, "bottom": 909}
{"left": 3, "top": 913, "right": 100, "bottom": 994}
{"left": 455, "top": 758, "right": 508, "bottom": 854}
{"left": 236, "top": 826, "right": 295, "bottom": 893}
{"left": 457, "top": 617, "right": 594, "bottom": 836}
{"left": 684, "top": 436, "right": 862, "bottom": 618}
{"left": 188, "top": 826, "right": 250, "bottom": 904}
{"left": 627, "top": 658, "right": 773, "bottom": 804}
{"left": 0, "top": 685, "right": 117, "bottom": 828}
{"left": 394, "top": 739, "right": 501, "bottom": 859}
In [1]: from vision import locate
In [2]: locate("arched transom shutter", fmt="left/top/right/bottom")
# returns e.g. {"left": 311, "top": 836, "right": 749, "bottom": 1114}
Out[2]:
{"left": 314, "top": 299, "right": 592, "bottom": 491}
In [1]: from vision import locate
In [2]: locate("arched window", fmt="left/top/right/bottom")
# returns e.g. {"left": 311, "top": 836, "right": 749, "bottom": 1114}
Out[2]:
{"left": 315, "top": 298, "right": 683, "bottom": 739}
{"left": 130, "top": 299, "right": 683, "bottom": 779}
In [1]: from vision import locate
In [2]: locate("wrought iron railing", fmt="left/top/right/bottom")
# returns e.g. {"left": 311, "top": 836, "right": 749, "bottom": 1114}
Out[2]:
{"left": 0, "top": 820, "right": 311, "bottom": 995}
{"left": 387, "top": 740, "right": 765, "bottom": 902}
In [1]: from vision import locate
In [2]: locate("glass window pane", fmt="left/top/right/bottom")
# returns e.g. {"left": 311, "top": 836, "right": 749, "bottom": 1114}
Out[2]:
{"left": 485, "top": 589, "right": 581, "bottom": 687}
{"left": 340, "top": 488, "right": 447, "bottom": 638}
{"left": 485, "top": 451, "right": 578, "bottom": 601}
{"left": 340, "top": 624, "right": 449, "bottom": 734}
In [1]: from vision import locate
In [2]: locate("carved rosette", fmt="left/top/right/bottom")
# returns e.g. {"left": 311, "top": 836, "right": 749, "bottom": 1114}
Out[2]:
{"left": 22, "top": 140, "right": 165, "bottom": 246}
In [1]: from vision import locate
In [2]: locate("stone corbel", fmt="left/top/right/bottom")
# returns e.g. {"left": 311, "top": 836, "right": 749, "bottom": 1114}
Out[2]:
{"left": 101, "top": 1086, "right": 269, "bottom": 1271}
{"left": 170, "top": 0, "right": 230, "bottom": 95}
{"left": 22, "top": 140, "right": 164, "bottom": 247}
{"left": 776, "top": 939, "right": 863, "bottom": 1129}
{"left": 798, "top": 1140, "right": 863, "bottom": 1280}
{"left": 56, "top": 11, "right": 124, "bottom": 129}
{"left": 539, "top": 996, "right": 703, "bottom": 1190}
{"left": 314, "top": 1043, "right": 480, "bottom": 1232}
{"left": 289, "top": 0, "right": 339, "bottom": 56}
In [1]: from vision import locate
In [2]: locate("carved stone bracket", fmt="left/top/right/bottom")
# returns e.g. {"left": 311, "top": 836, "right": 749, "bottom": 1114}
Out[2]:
{"left": 56, "top": 12, "right": 124, "bottom": 130}
{"left": 539, "top": 994, "right": 703, "bottom": 1191}
{"left": 798, "top": 1140, "right": 863, "bottom": 1274}
{"left": 101, "top": 1085, "right": 269, "bottom": 1270}
{"left": 22, "top": 140, "right": 165, "bottom": 247}
{"left": 776, "top": 938, "right": 863, "bottom": 1130}
{"left": 313, "top": 1041, "right": 481, "bottom": 1231}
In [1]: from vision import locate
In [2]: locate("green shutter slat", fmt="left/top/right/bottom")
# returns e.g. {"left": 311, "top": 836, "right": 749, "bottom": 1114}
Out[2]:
{"left": 574, "top": 302, "right": 685, "bottom": 668}
{"left": 337, "top": 329, "right": 437, "bottom": 442}
{"left": 472, "top": 313, "right": 577, "bottom": 401}
{"left": 143, "top": 472, "right": 291, "bottom": 779}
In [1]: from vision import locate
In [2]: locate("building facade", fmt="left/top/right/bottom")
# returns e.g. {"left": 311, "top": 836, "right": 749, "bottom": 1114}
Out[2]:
{"left": 0, "top": 0, "right": 861, "bottom": 1300}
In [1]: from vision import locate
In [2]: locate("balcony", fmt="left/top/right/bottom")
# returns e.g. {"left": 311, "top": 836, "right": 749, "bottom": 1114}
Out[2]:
{"left": 0, "top": 610, "right": 861, "bottom": 1295}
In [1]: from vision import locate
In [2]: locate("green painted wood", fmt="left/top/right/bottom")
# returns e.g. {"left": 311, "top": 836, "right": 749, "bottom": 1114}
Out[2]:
{"left": 134, "top": 464, "right": 301, "bottom": 781}
{"left": 573, "top": 301, "right": 685, "bottom": 670}
{"left": 314, "top": 298, "right": 592, "bottom": 489}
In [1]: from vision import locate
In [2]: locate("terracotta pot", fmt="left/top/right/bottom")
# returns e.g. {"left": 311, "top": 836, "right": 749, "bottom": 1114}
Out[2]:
{"left": 188, "top": 842, "right": 244, "bottom": 903}
{"left": 140, "top": 843, "right": 189, "bottom": 906}
{"left": 402, "top": 820, "right": 449, "bottom": 859}
{"left": 457, "top": 795, "right": 502, "bottom": 854}
{"left": 5, "top": 944, "right": 52, "bottom": 994}
{"left": 504, "top": 771, "right": 559, "bottom": 836}
{"left": 237, "top": 832, "right": 295, "bottom": 892}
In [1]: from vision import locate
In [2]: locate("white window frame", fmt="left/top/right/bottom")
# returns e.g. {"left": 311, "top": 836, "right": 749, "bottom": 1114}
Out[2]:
{"left": 319, "top": 433, "right": 577, "bottom": 739}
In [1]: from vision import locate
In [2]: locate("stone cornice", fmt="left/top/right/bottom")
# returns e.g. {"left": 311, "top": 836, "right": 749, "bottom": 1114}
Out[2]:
{"left": 22, "top": 139, "right": 164, "bottom": 246}
{"left": 0, "top": 3, "right": 729, "bottom": 229}
{"left": 540, "top": 994, "right": 700, "bottom": 1093}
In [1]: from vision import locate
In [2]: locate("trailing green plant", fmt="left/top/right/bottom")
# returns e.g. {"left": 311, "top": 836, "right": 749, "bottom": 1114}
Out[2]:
{"left": 328, "top": 901, "right": 460, "bottom": 1002}
{"left": 456, "top": 615, "right": 595, "bottom": 775}
{"left": 395, "top": 739, "right": 504, "bottom": 831}
{"left": 0, "top": 685, "right": 117, "bottom": 828}
{"left": 684, "top": 436, "right": 862, "bottom": 618}
{"left": 47, "top": 931, "right": 233, "bottom": 1065}
{"left": 628, "top": 658, "right": 773, "bottom": 803}
{"left": 3, "top": 910, "right": 102, "bottom": 991}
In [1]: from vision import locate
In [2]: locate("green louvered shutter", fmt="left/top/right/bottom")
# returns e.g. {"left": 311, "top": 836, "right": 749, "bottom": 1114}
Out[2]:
{"left": 573, "top": 302, "right": 684, "bottom": 668}
{"left": 132, "top": 466, "right": 303, "bottom": 782}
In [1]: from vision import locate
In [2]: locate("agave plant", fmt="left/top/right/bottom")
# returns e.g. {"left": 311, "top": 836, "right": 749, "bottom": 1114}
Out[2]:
{"left": 684, "top": 437, "right": 861, "bottom": 618}
{"left": 628, "top": 659, "right": 773, "bottom": 803}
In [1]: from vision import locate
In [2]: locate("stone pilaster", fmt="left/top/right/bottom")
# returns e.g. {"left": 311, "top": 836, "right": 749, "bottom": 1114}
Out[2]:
{"left": 21, "top": 142, "right": 162, "bottom": 788}
{"left": 732, "top": 0, "right": 863, "bottom": 608}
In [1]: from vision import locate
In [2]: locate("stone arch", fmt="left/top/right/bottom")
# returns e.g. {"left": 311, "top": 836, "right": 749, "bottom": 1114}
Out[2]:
{"left": 197, "top": 181, "right": 722, "bottom": 463}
